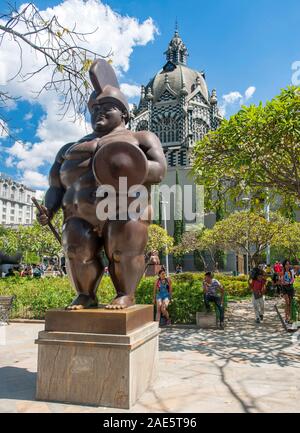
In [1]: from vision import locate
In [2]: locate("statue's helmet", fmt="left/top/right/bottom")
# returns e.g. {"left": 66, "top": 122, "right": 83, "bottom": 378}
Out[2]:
{"left": 88, "top": 59, "right": 130, "bottom": 124}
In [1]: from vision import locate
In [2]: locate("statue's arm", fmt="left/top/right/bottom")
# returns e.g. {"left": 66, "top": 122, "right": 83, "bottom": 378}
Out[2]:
{"left": 44, "top": 142, "right": 73, "bottom": 217}
{"left": 138, "top": 131, "right": 167, "bottom": 184}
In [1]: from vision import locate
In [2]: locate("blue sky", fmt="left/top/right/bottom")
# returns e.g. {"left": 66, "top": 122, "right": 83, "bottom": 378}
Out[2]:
{"left": 1, "top": 0, "right": 300, "bottom": 191}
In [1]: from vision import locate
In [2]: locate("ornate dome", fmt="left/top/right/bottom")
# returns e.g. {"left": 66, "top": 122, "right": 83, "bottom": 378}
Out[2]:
{"left": 145, "top": 63, "right": 209, "bottom": 103}
{"left": 142, "top": 29, "right": 209, "bottom": 104}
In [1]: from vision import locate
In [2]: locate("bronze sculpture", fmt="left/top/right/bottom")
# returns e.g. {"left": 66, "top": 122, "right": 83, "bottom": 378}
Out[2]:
{"left": 37, "top": 59, "right": 167, "bottom": 310}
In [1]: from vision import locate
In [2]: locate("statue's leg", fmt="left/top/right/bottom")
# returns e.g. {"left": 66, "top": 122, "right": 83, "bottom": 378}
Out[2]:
{"left": 103, "top": 219, "right": 149, "bottom": 309}
{"left": 62, "top": 217, "right": 104, "bottom": 310}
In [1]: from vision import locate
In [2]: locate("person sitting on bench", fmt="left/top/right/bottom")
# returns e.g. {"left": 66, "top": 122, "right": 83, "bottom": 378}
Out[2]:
{"left": 203, "top": 271, "right": 225, "bottom": 329}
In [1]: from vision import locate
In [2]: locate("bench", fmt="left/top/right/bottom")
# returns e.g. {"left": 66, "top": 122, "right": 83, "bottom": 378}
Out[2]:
{"left": 0, "top": 295, "right": 15, "bottom": 324}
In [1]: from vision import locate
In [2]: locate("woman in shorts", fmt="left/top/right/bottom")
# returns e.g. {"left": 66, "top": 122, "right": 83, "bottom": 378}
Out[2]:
{"left": 280, "top": 259, "right": 295, "bottom": 324}
{"left": 153, "top": 269, "right": 172, "bottom": 325}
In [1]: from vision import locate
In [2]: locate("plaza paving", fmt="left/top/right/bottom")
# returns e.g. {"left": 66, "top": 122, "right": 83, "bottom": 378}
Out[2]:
{"left": 0, "top": 299, "right": 299, "bottom": 413}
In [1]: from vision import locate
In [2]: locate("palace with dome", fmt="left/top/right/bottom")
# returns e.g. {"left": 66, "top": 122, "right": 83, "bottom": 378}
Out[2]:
{"left": 129, "top": 29, "right": 224, "bottom": 270}
{"left": 129, "top": 29, "right": 222, "bottom": 169}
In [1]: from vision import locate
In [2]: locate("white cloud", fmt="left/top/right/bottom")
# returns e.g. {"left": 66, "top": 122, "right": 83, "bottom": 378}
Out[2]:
{"left": 120, "top": 83, "right": 141, "bottom": 99}
{"left": 245, "top": 86, "right": 256, "bottom": 100}
{"left": 222, "top": 91, "right": 242, "bottom": 105}
{"left": 24, "top": 112, "right": 33, "bottom": 121}
{"left": 0, "top": 0, "right": 158, "bottom": 188}
{"left": 35, "top": 189, "right": 45, "bottom": 200}
{"left": 5, "top": 156, "right": 14, "bottom": 167}
{"left": 220, "top": 86, "right": 256, "bottom": 116}
{"left": 21, "top": 170, "right": 49, "bottom": 189}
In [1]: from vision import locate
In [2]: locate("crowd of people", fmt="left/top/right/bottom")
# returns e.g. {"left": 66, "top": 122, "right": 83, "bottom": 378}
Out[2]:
{"left": 249, "top": 259, "right": 297, "bottom": 325}
{"left": 2, "top": 256, "right": 298, "bottom": 328}
{"left": 2, "top": 262, "right": 66, "bottom": 278}
{"left": 153, "top": 258, "right": 298, "bottom": 329}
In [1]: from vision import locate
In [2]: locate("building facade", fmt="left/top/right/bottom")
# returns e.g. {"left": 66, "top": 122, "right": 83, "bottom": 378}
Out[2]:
{"left": 0, "top": 173, "right": 36, "bottom": 227}
{"left": 130, "top": 29, "right": 222, "bottom": 169}
{"left": 130, "top": 30, "right": 223, "bottom": 270}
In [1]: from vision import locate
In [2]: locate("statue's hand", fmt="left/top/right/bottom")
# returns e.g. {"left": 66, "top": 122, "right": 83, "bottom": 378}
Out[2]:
{"left": 37, "top": 205, "right": 52, "bottom": 226}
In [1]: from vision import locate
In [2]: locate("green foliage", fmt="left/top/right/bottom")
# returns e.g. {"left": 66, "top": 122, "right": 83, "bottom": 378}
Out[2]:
{"left": 212, "top": 210, "right": 287, "bottom": 266}
{"left": 0, "top": 273, "right": 256, "bottom": 323}
{"left": 192, "top": 86, "right": 300, "bottom": 211}
{"left": 146, "top": 224, "right": 174, "bottom": 255}
{"left": 272, "top": 221, "right": 300, "bottom": 261}
{"left": 0, "top": 276, "right": 115, "bottom": 319}
{"left": 176, "top": 211, "right": 291, "bottom": 268}
{"left": 0, "top": 210, "right": 63, "bottom": 260}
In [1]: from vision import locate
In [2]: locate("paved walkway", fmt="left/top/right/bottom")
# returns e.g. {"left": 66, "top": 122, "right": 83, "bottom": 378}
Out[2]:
{"left": 0, "top": 299, "right": 299, "bottom": 413}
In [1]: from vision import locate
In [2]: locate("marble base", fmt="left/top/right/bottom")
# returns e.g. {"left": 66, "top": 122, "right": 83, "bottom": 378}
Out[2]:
{"left": 35, "top": 306, "right": 159, "bottom": 409}
{"left": 196, "top": 312, "right": 217, "bottom": 328}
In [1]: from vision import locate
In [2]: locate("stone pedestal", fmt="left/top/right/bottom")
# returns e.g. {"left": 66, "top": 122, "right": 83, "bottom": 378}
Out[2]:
{"left": 196, "top": 312, "right": 217, "bottom": 329}
{"left": 35, "top": 305, "right": 159, "bottom": 409}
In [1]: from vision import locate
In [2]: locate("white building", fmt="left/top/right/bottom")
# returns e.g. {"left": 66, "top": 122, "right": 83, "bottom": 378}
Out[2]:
{"left": 0, "top": 173, "right": 36, "bottom": 226}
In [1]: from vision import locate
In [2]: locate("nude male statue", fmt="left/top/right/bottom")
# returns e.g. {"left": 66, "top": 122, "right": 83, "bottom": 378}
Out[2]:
{"left": 37, "top": 59, "right": 167, "bottom": 310}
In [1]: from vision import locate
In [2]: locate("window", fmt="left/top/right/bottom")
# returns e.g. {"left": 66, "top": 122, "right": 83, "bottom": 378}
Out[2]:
{"left": 19, "top": 189, "right": 24, "bottom": 202}
{"left": 193, "top": 118, "right": 209, "bottom": 142}
{"left": 11, "top": 186, "right": 16, "bottom": 200}
{"left": 154, "top": 117, "right": 179, "bottom": 144}
{"left": 167, "top": 151, "right": 178, "bottom": 167}
{"left": 179, "top": 150, "right": 187, "bottom": 166}
{"left": 136, "top": 120, "right": 148, "bottom": 131}
{"left": 2, "top": 184, "right": 7, "bottom": 198}
{"left": 27, "top": 195, "right": 30, "bottom": 203}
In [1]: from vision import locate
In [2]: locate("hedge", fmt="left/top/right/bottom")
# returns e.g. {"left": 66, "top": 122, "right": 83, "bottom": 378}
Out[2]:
{"left": 1, "top": 273, "right": 299, "bottom": 324}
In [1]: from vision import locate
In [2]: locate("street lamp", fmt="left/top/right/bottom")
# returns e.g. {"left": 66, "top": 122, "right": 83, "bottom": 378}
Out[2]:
{"left": 160, "top": 198, "right": 169, "bottom": 277}
{"left": 241, "top": 197, "right": 251, "bottom": 275}
{"left": 264, "top": 188, "right": 271, "bottom": 265}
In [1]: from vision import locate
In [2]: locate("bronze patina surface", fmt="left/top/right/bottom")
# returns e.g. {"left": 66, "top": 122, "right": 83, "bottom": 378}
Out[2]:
{"left": 44, "top": 305, "right": 154, "bottom": 335}
{"left": 37, "top": 58, "right": 166, "bottom": 311}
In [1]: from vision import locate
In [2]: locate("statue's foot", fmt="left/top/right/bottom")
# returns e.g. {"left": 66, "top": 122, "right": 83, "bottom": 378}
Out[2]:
{"left": 105, "top": 295, "right": 135, "bottom": 310}
{"left": 66, "top": 294, "right": 98, "bottom": 310}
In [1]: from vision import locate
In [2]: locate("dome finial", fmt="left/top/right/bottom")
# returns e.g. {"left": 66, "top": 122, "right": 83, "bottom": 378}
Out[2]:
{"left": 164, "top": 26, "right": 189, "bottom": 66}
{"left": 180, "top": 82, "right": 188, "bottom": 96}
{"left": 146, "top": 86, "right": 153, "bottom": 100}
{"left": 210, "top": 89, "right": 218, "bottom": 105}
{"left": 175, "top": 18, "right": 179, "bottom": 36}
{"left": 196, "top": 76, "right": 202, "bottom": 86}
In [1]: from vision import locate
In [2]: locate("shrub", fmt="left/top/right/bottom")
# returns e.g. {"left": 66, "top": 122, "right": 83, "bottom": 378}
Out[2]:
{"left": 0, "top": 272, "right": 251, "bottom": 323}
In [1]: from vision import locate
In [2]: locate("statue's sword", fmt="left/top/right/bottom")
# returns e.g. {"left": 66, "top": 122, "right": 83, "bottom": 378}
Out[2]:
{"left": 31, "top": 197, "right": 62, "bottom": 245}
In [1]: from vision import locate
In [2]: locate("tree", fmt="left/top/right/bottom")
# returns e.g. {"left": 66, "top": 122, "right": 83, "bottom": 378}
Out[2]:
{"left": 192, "top": 86, "right": 300, "bottom": 211}
{"left": 146, "top": 224, "right": 174, "bottom": 257}
{"left": 174, "top": 228, "right": 218, "bottom": 270}
{"left": 211, "top": 211, "right": 286, "bottom": 267}
{"left": 0, "top": 1, "right": 108, "bottom": 133}
{"left": 0, "top": 210, "right": 63, "bottom": 260}
{"left": 272, "top": 222, "right": 300, "bottom": 262}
